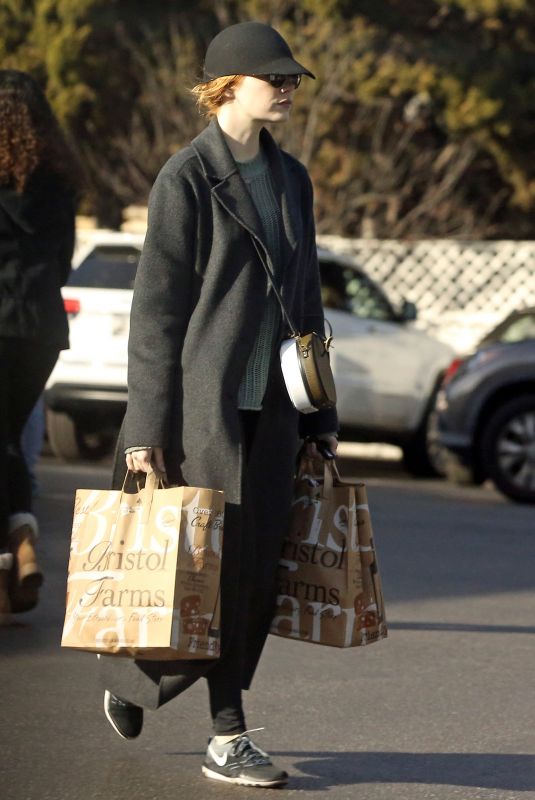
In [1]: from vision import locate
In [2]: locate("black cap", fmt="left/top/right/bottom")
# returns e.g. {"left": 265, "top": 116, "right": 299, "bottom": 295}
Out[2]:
{"left": 203, "top": 22, "right": 315, "bottom": 81}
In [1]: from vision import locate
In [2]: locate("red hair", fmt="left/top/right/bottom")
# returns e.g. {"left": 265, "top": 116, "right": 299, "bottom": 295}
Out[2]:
{"left": 190, "top": 75, "right": 244, "bottom": 118}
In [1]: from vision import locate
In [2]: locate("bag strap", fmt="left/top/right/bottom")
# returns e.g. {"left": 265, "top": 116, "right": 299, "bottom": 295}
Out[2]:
{"left": 250, "top": 236, "right": 299, "bottom": 336}
{"left": 251, "top": 237, "right": 334, "bottom": 348}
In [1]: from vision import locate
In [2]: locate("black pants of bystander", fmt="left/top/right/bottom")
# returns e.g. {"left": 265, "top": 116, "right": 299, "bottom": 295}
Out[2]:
{"left": 0, "top": 338, "right": 59, "bottom": 547}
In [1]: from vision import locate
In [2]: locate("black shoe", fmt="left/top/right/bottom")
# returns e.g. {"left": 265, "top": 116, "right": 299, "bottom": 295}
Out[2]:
{"left": 202, "top": 733, "right": 288, "bottom": 788}
{"left": 103, "top": 690, "right": 143, "bottom": 739}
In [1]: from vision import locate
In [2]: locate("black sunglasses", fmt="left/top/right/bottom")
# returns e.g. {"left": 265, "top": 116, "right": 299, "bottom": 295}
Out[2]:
{"left": 254, "top": 74, "right": 302, "bottom": 89}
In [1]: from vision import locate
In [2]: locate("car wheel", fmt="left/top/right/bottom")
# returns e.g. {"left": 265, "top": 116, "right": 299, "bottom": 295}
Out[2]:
{"left": 402, "top": 405, "right": 447, "bottom": 478}
{"left": 46, "top": 409, "right": 115, "bottom": 461}
{"left": 480, "top": 395, "right": 535, "bottom": 504}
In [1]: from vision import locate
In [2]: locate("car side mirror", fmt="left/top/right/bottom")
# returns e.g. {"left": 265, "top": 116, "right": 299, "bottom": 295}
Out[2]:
{"left": 400, "top": 300, "right": 417, "bottom": 322}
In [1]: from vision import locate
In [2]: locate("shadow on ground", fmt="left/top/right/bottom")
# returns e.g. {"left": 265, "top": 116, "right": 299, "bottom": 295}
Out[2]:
{"left": 167, "top": 750, "right": 535, "bottom": 793}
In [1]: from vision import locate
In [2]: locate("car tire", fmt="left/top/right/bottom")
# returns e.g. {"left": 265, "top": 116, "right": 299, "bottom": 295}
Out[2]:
{"left": 479, "top": 394, "right": 535, "bottom": 504}
{"left": 402, "top": 402, "right": 447, "bottom": 478}
{"left": 46, "top": 409, "right": 115, "bottom": 461}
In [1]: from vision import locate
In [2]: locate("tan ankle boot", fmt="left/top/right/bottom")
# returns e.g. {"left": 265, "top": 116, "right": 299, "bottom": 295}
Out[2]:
{"left": 0, "top": 553, "right": 14, "bottom": 623}
{"left": 8, "top": 514, "right": 43, "bottom": 613}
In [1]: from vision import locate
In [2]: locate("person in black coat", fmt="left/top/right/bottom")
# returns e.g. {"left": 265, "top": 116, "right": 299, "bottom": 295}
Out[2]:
{"left": 0, "top": 70, "right": 77, "bottom": 619}
{"left": 101, "top": 23, "right": 338, "bottom": 789}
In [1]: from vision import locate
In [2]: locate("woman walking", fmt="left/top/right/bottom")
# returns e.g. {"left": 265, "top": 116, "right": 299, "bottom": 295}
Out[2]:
{"left": 100, "top": 21, "right": 338, "bottom": 788}
{"left": 0, "top": 70, "right": 76, "bottom": 618}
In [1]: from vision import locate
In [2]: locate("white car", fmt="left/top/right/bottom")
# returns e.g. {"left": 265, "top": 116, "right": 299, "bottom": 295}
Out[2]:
{"left": 45, "top": 234, "right": 454, "bottom": 475}
{"left": 45, "top": 232, "right": 142, "bottom": 460}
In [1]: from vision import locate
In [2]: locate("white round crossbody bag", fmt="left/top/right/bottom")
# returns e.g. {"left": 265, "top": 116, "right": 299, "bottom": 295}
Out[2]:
{"left": 250, "top": 235, "right": 337, "bottom": 413}
{"left": 279, "top": 328, "right": 337, "bottom": 414}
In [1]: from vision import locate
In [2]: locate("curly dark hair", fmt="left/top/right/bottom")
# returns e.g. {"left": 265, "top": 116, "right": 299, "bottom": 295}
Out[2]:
{"left": 0, "top": 69, "right": 80, "bottom": 193}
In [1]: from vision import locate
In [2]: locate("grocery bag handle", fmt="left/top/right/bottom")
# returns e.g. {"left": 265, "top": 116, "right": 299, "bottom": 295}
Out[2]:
{"left": 117, "top": 469, "right": 166, "bottom": 523}
{"left": 115, "top": 470, "right": 144, "bottom": 520}
{"left": 120, "top": 469, "right": 143, "bottom": 493}
{"left": 141, "top": 470, "right": 166, "bottom": 525}
{"left": 322, "top": 459, "right": 333, "bottom": 494}
{"left": 296, "top": 455, "right": 341, "bottom": 496}
{"left": 118, "top": 467, "right": 165, "bottom": 496}
{"left": 296, "top": 454, "right": 318, "bottom": 481}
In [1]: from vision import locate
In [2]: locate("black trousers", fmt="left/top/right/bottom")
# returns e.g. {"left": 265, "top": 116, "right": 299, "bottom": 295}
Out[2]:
{"left": 206, "top": 409, "right": 260, "bottom": 735}
{"left": 0, "top": 338, "right": 59, "bottom": 547}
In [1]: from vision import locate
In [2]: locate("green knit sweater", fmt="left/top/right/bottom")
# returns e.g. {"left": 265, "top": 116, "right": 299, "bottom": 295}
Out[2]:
{"left": 236, "top": 149, "right": 282, "bottom": 411}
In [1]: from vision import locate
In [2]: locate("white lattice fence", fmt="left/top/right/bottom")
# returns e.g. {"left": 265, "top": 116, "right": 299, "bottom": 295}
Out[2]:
{"left": 76, "top": 216, "right": 535, "bottom": 354}
{"left": 317, "top": 236, "right": 535, "bottom": 353}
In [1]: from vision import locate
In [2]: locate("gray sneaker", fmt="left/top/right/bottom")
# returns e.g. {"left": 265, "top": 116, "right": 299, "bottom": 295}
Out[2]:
{"left": 202, "top": 733, "right": 288, "bottom": 787}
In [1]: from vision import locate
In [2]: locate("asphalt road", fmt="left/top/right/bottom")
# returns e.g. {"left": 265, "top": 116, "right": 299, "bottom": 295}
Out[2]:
{"left": 1, "top": 450, "right": 534, "bottom": 800}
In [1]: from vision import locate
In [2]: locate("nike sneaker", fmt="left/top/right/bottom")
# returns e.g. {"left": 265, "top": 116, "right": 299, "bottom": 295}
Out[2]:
{"left": 202, "top": 733, "right": 288, "bottom": 787}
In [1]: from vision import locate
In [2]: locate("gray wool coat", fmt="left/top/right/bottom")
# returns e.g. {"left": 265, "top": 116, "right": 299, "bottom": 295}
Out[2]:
{"left": 100, "top": 117, "right": 338, "bottom": 709}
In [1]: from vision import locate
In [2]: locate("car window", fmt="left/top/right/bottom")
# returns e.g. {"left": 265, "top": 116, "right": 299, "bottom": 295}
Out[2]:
{"left": 68, "top": 246, "right": 141, "bottom": 289}
{"left": 498, "top": 313, "right": 535, "bottom": 344}
{"left": 482, "top": 311, "right": 535, "bottom": 346}
{"left": 319, "top": 258, "right": 395, "bottom": 321}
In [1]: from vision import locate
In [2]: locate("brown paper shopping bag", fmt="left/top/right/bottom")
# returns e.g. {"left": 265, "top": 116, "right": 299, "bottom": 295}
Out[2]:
{"left": 61, "top": 472, "right": 224, "bottom": 660}
{"left": 270, "top": 459, "right": 387, "bottom": 647}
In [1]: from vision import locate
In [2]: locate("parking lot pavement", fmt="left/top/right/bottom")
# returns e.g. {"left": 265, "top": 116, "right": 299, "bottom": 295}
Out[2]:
{"left": 1, "top": 455, "right": 534, "bottom": 800}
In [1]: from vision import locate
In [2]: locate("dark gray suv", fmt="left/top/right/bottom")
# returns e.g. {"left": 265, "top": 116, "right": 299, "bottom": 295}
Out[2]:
{"left": 436, "top": 308, "right": 535, "bottom": 504}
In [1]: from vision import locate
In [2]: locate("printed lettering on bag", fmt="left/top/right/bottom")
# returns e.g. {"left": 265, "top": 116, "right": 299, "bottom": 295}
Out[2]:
{"left": 291, "top": 494, "right": 351, "bottom": 553}
{"left": 276, "top": 505, "right": 350, "bottom": 611}
{"left": 71, "top": 492, "right": 183, "bottom": 558}
{"left": 182, "top": 489, "right": 223, "bottom": 558}
{"left": 71, "top": 490, "right": 120, "bottom": 555}
{"left": 82, "top": 583, "right": 166, "bottom": 609}
{"left": 277, "top": 577, "right": 341, "bottom": 606}
{"left": 272, "top": 597, "right": 361, "bottom": 645}
{"left": 80, "top": 539, "right": 172, "bottom": 573}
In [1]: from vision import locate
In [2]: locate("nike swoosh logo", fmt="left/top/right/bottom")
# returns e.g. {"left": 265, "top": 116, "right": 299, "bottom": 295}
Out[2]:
{"left": 208, "top": 745, "right": 228, "bottom": 767}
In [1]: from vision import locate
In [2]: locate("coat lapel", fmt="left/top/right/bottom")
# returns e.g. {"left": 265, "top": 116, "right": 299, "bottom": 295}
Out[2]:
{"left": 259, "top": 127, "right": 299, "bottom": 276}
{"left": 191, "top": 119, "right": 301, "bottom": 284}
{"left": 191, "top": 119, "right": 268, "bottom": 253}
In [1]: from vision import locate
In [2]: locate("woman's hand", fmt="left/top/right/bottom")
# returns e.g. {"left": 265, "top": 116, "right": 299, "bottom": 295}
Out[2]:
{"left": 126, "top": 447, "right": 166, "bottom": 476}
{"left": 305, "top": 435, "right": 339, "bottom": 460}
